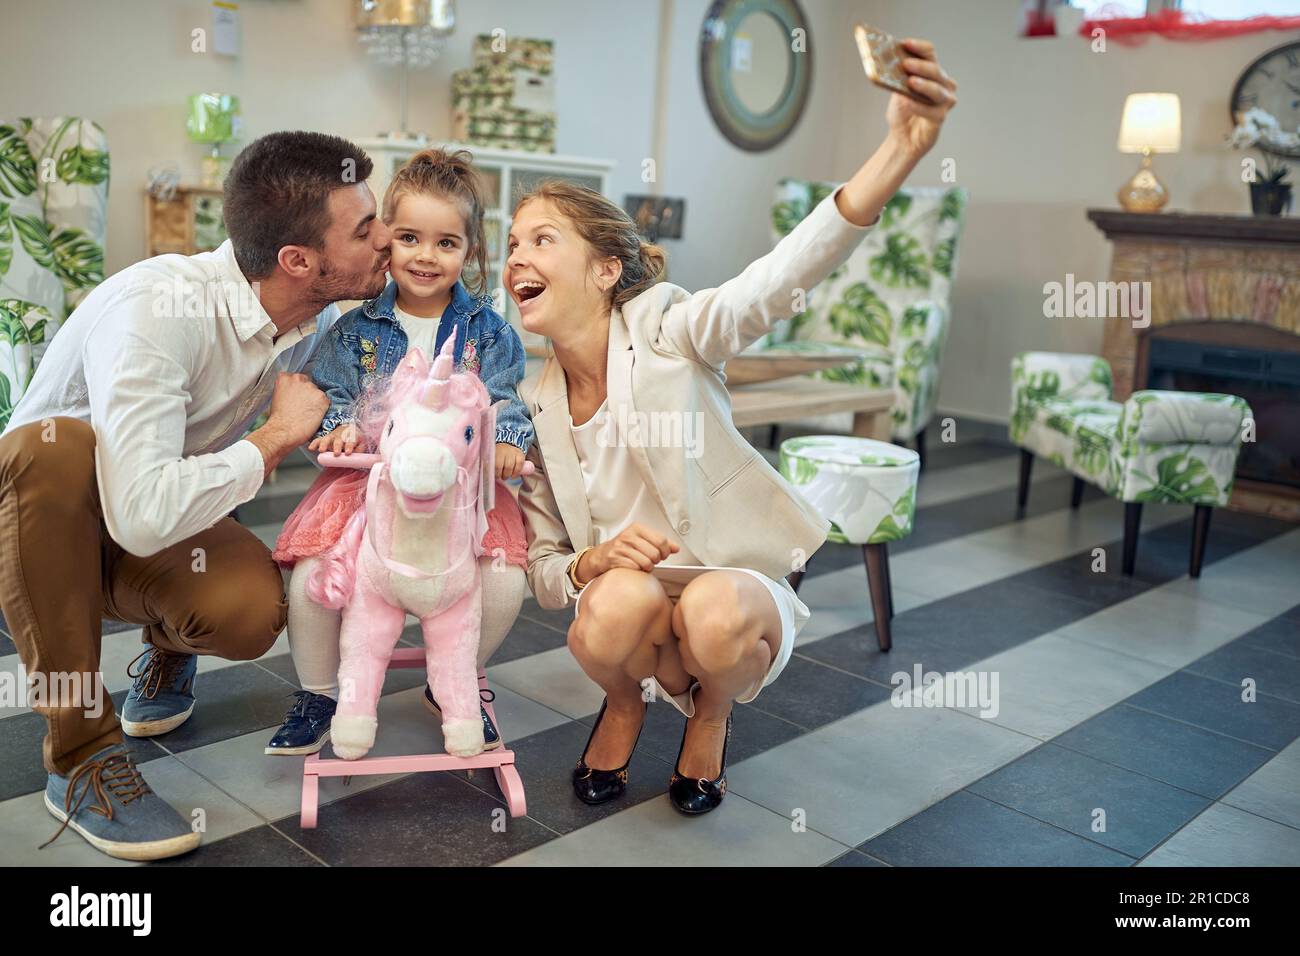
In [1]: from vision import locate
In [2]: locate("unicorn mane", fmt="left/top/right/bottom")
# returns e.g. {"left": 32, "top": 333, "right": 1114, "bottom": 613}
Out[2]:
{"left": 306, "top": 505, "right": 368, "bottom": 609}
{"left": 349, "top": 362, "right": 429, "bottom": 448}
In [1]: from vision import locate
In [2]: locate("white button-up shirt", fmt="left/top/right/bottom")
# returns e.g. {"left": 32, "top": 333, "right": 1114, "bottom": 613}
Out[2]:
{"left": 4, "top": 240, "right": 339, "bottom": 556}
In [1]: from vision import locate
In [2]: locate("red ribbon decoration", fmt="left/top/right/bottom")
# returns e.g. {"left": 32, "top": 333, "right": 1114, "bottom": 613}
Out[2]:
{"left": 1077, "top": 7, "right": 1300, "bottom": 44}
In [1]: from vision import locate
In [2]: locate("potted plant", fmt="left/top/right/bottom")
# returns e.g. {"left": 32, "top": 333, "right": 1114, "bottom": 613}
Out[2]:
{"left": 1227, "top": 108, "right": 1296, "bottom": 216}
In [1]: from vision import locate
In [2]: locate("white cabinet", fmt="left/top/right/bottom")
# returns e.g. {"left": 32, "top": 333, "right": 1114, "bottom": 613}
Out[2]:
{"left": 356, "top": 138, "right": 615, "bottom": 353}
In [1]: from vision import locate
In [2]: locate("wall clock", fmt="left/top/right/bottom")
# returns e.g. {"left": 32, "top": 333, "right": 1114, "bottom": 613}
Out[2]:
{"left": 1231, "top": 40, "right": 1300, "bottom": 159}
{"left": 700, "top": 0, "right": 812, "bottom": 152}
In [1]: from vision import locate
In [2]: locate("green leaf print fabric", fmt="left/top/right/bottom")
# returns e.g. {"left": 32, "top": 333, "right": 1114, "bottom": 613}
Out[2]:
{"left": 0, "top": 117, "right": 108, "bottom": 431}
{"left": 761, "top": 179, "right": 968, "bottom": 442}
{"left": 779, "top": 435, "right": 920, "bottom": 546}
{"left": 1010, "top": 352, "right": 1250, "bottom": 508}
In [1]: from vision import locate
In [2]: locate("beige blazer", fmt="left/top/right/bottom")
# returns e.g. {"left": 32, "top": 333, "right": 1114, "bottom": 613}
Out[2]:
{"left": 517, "top": 189, "right": 875, "bottom": 610}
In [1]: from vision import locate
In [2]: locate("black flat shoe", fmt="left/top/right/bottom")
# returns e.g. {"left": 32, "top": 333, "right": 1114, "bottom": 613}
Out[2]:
{"left": 572, "top": 698, "right": 646, "bottom": 806}
{"left": 668, "top": 712, "right": 732, "bottom": 815}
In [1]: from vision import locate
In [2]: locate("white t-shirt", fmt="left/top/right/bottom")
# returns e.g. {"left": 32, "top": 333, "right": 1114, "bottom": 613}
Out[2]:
{"left": 394, "top": 304, "right": 442, "bottom": 363}
{"left": 569, "top": 396, "right": 701, "bottom": 566}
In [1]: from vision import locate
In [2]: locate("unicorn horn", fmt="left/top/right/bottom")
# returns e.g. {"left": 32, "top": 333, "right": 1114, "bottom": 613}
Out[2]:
{"left": 431, "top": 335, "right": 455, "bottom": 381}
{"left": 420, "top": 375, "right": 449, "bottom": 409}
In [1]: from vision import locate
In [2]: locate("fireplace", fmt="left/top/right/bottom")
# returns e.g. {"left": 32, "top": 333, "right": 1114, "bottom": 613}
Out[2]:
{"left": 1144, "top": 324, "right": 1300, "bottom": 491}
{"left": 1088, "top": 209, "right": 1300, "bottom": 520}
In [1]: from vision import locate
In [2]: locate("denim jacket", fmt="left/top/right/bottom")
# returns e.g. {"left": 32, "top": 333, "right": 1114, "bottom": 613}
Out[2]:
{"left": 310, "top": 279, "right": 534, "bottom": 451}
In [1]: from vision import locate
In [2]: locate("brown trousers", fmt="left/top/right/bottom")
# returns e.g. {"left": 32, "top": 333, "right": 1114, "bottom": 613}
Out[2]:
{"left": 0, "top": 417, "right": 288, "bottom": 774}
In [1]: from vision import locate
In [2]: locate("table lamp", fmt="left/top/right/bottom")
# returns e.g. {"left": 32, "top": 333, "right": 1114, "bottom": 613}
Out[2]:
{"left": 187, "top": 93, "right": 241, "bottom": 189}
{"left": 1117, "top": 92, "right": 1180, "bottom": 213}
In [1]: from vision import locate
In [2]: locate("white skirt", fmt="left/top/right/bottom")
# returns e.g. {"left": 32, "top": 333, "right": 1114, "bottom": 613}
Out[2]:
{"left": 572, "top": 564, "right": 811, "bottom": 718}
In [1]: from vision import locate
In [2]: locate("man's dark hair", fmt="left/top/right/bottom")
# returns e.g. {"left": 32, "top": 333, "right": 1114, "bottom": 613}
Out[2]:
{"left": 223, "top": 131, "right": 373, "bottom": 278}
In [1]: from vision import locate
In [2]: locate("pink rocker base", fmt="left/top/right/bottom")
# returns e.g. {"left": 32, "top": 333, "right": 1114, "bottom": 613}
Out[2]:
{"left": 300, "top": 647, "right": 527, "bottom": 827}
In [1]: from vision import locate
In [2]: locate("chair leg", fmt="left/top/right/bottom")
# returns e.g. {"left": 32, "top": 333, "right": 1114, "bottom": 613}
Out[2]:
{"left": 914, "top": 427, "right": 927, "bottom": 471}
{"left": 880, "top": 545, "right": 894, "bottom": 619}
{"left": 1190, "top": 505, "right": 1212, "bottom": 579}
{"left": 862, "top": 543, "right": 893, "bottom": 652}
{"left": 1017, "top": 449, "right": 1034, "bottom": 512}
{"left": 767, "top": 425, "right": 780, "bottom": 449}
{"left": 1122, "top": 502, "right": 1143, "bottom": 576}
{"left": 1070, "top": 476, "right": 1085, "bottom": 509}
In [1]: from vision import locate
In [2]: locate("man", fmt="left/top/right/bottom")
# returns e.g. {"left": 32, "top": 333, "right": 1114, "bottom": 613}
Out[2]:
{"left": 0, "top": 131, "right": 393, "bottom": 861}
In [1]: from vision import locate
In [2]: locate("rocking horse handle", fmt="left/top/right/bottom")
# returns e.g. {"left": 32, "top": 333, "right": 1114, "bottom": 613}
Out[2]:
{"left": 316, "top": 451, "right": 382, "bottom": 470}
{"left": 317, "top": 451, "right": 536, "bottom": 477}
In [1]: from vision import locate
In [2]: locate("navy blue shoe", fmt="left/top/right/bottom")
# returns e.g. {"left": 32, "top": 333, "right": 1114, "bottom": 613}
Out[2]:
{"left": 423, "top": 685, "right": 501, "bottom": 750}
{"left": 264, "top": 691, "right": 336, "bottom": 756}
{"left": 121, "top": 647, "right": 197, "bottom": 737}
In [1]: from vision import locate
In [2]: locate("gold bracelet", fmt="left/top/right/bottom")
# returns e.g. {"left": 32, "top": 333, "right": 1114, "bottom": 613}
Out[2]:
{"left": 567, "top": 546, "right": 593, "bottom": 592}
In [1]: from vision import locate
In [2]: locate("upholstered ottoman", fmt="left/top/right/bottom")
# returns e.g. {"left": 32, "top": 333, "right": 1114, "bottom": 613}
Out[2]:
{"left": 1010, "top": 352, "right": 1251, "bottom": 578}
{"left": 779, "top": 436, "right": 920, "bottom": 651}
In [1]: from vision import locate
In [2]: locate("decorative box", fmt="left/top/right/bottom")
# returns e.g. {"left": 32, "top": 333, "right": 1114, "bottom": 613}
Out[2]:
{"left": 451, "top": 35, "right": 556, "bottom": 153}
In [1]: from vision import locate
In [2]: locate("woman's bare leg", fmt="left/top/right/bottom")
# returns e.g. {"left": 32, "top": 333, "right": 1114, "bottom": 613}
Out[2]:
{"left": 568, "top": 568, "right": 674, "bottom": 769}
{"left": 672, "top": 571, "right": 783, "bottom": 779}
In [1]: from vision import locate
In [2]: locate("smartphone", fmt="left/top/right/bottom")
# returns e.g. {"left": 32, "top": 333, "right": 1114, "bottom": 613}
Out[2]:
{"left": 854, "top": 23, "right": 933, "bottom": 105}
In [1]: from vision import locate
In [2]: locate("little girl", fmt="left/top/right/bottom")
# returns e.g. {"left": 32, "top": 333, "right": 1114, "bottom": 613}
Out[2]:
{"left": 266, "top": 148, "right": 534, "bottom": 756}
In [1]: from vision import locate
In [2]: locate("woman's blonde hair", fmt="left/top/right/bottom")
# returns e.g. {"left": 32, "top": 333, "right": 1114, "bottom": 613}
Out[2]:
{"left": 382, "top": 147, "right": 489, "bottom": 297}
{"left": 513, "top": 180, "right": 666, "bottom": 308}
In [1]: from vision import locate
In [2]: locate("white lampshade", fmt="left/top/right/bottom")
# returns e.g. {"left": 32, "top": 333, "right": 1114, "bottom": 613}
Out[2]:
{"left": 1118, "top": 93, "right": 1181, "bottom": 153}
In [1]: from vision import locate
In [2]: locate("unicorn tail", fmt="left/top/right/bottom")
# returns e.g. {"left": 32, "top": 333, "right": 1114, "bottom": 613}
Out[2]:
{"left": 305, "top": 508, "right": 367, "bottom": 609}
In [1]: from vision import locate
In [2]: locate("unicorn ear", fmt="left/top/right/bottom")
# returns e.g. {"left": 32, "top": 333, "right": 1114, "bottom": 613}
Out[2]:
{"left": 449, "top": 372, "right": 488, "bottom": 407}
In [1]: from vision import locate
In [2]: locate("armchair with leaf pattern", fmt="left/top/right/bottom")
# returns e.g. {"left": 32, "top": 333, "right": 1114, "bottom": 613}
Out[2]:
{"left": 0, "top": 117, "right": 108, "bottom": 431}
{"left": 1011, "top": 351, "right": 1251, "bottom": 579}
{"left": 759, "top": 180, "right": 967, "bottom": 462}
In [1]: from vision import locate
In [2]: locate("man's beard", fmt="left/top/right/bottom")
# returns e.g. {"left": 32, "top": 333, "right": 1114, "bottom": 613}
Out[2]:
{"left": 308, "top": 253, "right": 389, "bottom": 307}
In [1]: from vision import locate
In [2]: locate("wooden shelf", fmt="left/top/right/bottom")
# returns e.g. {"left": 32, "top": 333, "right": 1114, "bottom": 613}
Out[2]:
{"left": 144, "top": 185, "right": 226, "bottom": 258}
{"left": 1087, "top": 208, "right": 1300, "bottom": 246}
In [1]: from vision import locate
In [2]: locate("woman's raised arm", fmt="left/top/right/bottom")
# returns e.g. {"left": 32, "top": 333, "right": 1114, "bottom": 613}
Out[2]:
{"left": 653, "top": 37, "right": 958, "bottom": 370}
{"left": 836, "top": 38, "right": 958, "bottom": 226}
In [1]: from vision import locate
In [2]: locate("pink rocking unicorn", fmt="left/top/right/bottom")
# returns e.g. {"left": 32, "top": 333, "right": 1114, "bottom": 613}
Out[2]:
{"left": 306, "top": 337, "right": 502, "bottom": 760}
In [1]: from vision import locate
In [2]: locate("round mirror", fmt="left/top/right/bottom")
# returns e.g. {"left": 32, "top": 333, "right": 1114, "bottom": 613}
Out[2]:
{"left": 730, "top": 12, "right": 790, "bottom": 115}
{"left": 700, "top": 0, "right": 812, "bottom": 152}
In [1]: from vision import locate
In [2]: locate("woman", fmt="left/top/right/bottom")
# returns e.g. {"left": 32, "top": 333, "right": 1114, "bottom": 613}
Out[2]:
{"left": 512, "top": 39, "right": 956, "bottom": 814}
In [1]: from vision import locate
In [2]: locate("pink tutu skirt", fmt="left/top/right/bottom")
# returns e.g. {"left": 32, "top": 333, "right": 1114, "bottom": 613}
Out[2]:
{"left": 272, "top": 466, "right": 528, "bottom": 570}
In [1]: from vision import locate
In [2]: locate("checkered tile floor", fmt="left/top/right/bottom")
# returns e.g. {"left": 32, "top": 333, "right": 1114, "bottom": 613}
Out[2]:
{"left": 2, "top": 433, "right": 1298, "bottom": 866}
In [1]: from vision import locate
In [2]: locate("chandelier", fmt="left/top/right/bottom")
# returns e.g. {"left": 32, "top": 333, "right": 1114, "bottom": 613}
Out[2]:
{"left": 354, "top": 0, "right": 457, "bottom": 137}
